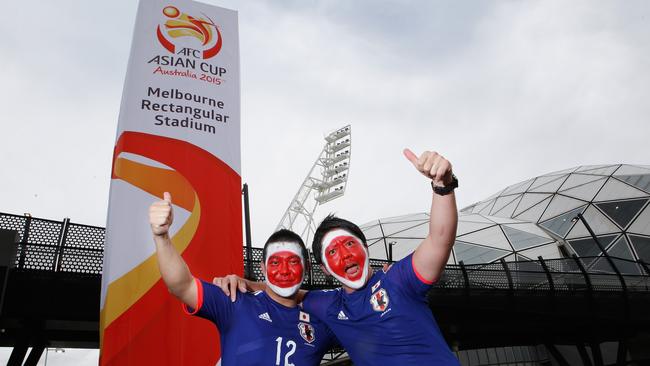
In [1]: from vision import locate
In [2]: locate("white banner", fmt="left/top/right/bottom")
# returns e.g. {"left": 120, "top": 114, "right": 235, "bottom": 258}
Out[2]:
{"left": 100, "top": 1, "right": 241, "bottom": 364}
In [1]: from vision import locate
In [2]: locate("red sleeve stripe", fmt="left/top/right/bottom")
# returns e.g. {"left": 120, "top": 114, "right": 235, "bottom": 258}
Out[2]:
{"left": 412, "top": 255, "right": 434, "bottom": 285}
{"left": 182, "top": 277, "right": 204, "bottom": 315}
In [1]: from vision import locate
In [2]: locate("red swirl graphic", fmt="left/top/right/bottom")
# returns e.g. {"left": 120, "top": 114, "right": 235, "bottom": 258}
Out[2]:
{"left": 101, "top": 131, "right": 242, "bottom": 365}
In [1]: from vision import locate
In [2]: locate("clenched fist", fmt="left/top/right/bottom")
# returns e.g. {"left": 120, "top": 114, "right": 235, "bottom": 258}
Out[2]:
{"left": 149, "top": 192, "right": 173, "bottom": 236}
{"left": 403, "top": 149, "right": 453, "bottom": 186}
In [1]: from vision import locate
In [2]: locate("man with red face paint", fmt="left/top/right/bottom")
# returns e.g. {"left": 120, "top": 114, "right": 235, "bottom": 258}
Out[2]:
{"left": 304, "top": 148, "right": 460, "bottom": 365}
{"left": 149, "top": 192, "right": 338, "bottom": 365}
{"left": 218, "top": 148, "right": 460, "bottom": 365}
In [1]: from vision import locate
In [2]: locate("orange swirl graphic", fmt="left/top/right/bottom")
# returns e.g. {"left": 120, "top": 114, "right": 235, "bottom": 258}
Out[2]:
{"left": 100, "top": 131, "right": 242, "bottom": 365}
{"left": 156, "top": 6, "right": 223, "bottom": 59}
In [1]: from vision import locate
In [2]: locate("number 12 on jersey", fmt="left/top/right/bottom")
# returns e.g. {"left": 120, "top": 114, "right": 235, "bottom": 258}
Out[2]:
{"left": 275, "top": 337, "right": 296, "bottom": 366}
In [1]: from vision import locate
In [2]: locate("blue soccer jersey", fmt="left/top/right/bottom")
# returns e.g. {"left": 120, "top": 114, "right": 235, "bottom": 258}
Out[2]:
{"left": 185, "top": 279, "right": 337, "bottom": 366}
{"left": 302, "top": 254, "right": 460, "bottom": 366}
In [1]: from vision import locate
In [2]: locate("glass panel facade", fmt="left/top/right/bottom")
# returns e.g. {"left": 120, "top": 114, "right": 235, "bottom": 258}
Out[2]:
{"left": 601, "top": 236, "right": 641, "bottom": 274}
{"left": 361, "top": 224, "right": 385, "bottom": 240}
{"left": 389, "top": 238, "right": 424, "bottom": 261}
{"left": 546, "top": 167, "right": 578, "bottom": 175}
{"left": 490, "top": 195, "right": 519, "bottom": 215}
{"left": 502, "top": 225, "right": 552, "bottom": 250}
{"left": 514, "top": 197, "right": 552, "bottom": 223}
{"left": 539, "top": 195, "right": 587, "bottom": 222}
{"left": 389, "top": 222, "right": 429, "bottom": 238}
{"left": 595, "top": 199, "right": 648, "bottom": 229}
{"left": 629, "top": 234, "right": 650, "bottom": 262}
{"left": 461, "top": 213, "right": 497, "bottom": 224}
{"left": 613, "top": 164, "right": 650, "bottom": 177}
{"left": 505, "top": 222, "right": 553, "bottom": 237}
{"left": 576, "top": 164, "right": 619, "bottom": 176}
{"left": 565, "top": 204, "right": 620, "bottom": 239}
{"left": 485, "top": 215, "right": 522, "bottom": 225}
{"left": 539, "top": 205, "right": 586, "bottom": 238}
{"left": 559, "top": 178, "right": 607, "bottom": 201}
{"left": 479, "top": 200, "right": 497, "bottom": 215}
{"left": 454, "top": 241, "right": 509, "bottom": 265}
{"left": 519, "top": 243, "right": 561, "bottom": 260}
{"left": 457, "top": 221, "right": 496, "bottom": 236}
{"left": 528, "top": 174, "right": 568, "bottom": 193}
{"left": 568, "top": 234, "right": 618, "bottom": 258}
{"left": 513, "top": 193, "right": 552, "bottom": 217}
{"left": 492, "top": 195, "right": 522, "bottom": 217}
{"left": 364, "top": 164, "right": 650, "bottom": 269}
{"left": 457, "top": 225, "right": 513, "bottom": 251}
{"left": 628, "top": 205, "right": 650, "bottom": 236}
{"left": 559, "top": 173, "right": 604, "bottom": 191}
{"left": 501, "top": 178, "right": 535, "bottom": 196}
{"left": 594, "top": 177, "right": 648, "bottom": 201}
{"left": 471, "top": 200, "right": 494, "bottom": 214}
{"left": 616, "top": 174, "right": 650, "bottom": 193}
{"left": 380, "top": 221, "right": 425, "bottom": 236}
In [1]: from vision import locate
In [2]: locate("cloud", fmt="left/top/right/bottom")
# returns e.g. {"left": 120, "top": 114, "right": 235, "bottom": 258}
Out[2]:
{"left": 1, "top": 1, "right": 649, "bottom": 362}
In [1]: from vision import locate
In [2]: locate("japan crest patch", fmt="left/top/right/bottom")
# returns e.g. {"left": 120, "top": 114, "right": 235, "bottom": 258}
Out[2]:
{"left": 370, "top": 288, "right": 389, "bottom": 312}
{"left": 298, "top": 322, "right": 316, "bottom": 343}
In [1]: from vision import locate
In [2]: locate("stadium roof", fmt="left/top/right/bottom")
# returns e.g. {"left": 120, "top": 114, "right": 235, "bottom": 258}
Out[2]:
{"left": 361, "top": 164, "right": 650, "bottom": 272}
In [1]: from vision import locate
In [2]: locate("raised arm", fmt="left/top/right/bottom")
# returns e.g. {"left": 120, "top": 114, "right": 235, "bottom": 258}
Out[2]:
{"left": 150, "top": 192, "right": 198, "bottom": 308}
{"left": 404, "top": 149, "right": 458, "bottom": 284}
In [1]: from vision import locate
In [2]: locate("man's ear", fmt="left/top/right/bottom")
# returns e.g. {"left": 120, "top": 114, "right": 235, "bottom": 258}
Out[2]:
{"left": 320, "top": 264, "right": 331, "bottom": 276}
{"left": 260, "top": 262, "right": 266, "bottom": 276}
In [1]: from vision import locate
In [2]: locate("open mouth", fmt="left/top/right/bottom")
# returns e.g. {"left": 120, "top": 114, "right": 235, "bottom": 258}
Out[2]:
{"left": 344, "top": 263, "right": 359, "bottom": 276}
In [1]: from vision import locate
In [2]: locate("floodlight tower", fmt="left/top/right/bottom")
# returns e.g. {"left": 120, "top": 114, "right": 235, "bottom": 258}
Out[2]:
{"left": 276, "top": 125, "right": 352, "bottom": 243}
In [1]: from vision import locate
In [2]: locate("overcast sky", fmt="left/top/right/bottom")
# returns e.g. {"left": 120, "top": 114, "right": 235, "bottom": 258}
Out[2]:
{"left": 1, "top": 0, "right": 649, "bottom": 364}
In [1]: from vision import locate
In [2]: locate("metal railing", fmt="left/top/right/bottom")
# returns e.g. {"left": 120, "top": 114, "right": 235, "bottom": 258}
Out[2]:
{"left": 2, "top": 212, "right": 650, "bottom": 293}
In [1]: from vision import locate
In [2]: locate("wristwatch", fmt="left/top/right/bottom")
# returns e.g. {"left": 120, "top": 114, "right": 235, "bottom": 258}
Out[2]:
{"left": 431, "top": 174, "right": 458, "bottom": 196}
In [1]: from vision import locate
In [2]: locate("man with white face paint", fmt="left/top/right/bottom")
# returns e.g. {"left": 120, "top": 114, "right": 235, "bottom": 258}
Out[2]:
{"left": 218, "top": 148, "right": 461, "bottom": 365}
{"left": 149, "top": 192, "right": 337, "bottom": 365}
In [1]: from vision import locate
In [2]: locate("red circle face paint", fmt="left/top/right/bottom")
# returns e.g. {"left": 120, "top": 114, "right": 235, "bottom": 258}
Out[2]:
{"left": 321, "top": 229, "right": 369, "bottom": 289}
{"left": 266, "top": 251, "right": 304, "bottom": 288}
{"left": 264, "top": 241, "right": 305, "bottom": 297}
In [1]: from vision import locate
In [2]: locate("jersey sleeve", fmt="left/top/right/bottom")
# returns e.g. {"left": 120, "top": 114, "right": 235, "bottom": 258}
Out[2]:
{"left": 182, "top": 278, "right": 235, "bottom": 330}
{"left": 385, "top": 254, "right": 433, "bottom": 298}
{"left": 301, "top": 290, "right": 333, "bottom": 321}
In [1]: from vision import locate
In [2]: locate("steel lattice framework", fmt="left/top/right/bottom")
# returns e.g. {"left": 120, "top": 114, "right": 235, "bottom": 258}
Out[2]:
{"left": 275, "top": 125, "right": 352, "bottom": 243}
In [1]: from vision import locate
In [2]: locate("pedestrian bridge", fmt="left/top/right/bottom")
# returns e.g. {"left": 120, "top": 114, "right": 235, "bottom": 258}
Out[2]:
{"left": 1, "top": 212, "right": 649, "bottom": 365}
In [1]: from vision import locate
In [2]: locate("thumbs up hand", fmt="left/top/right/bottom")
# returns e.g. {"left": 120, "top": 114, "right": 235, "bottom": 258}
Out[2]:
{"left": 403, "top": 149, "right": 453, "bottom": 187}
{"left": 149, "top": 192, "right": 174, "bottom": 236}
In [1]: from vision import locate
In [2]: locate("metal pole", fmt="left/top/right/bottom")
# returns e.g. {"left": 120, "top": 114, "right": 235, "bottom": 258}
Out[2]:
{"left": 500, "top": 258, "right": 514, "bottom": 291}
{"left": 538, "top": 256, "right": 555, "bottom": 292}
{"left": 459, "top": 261, "right": 470, "bottom": 290}
{"left": 242, "top": 184, "right": 253, "bottom": 280}
{"left": 54, "top": 218, "right": 70, "bottom": 272}
{"left": 572, "top": 254, "right": 592, "bottom": 292}
{"left": 575, "top": 214, "right": 627, "bottom": 292}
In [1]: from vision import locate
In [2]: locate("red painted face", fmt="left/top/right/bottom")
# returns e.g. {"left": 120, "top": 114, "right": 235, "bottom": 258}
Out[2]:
{"left": 323, "top": 233, "right": 367, "bottom": 283}
{"left": 266, "top": 251, "right": 304, "bottom": 289}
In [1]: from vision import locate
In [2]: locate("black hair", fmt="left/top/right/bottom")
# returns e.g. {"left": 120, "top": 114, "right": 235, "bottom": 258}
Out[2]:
{"left": 263, "top": 229, "right": 310, "bottom": 272}
{"left": 311, "top": 214, "right": 367, "bottom": 264}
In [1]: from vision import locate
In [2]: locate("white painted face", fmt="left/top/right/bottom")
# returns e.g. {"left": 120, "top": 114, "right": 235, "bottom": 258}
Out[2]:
{"left": 321, "top": 228, "right": 369, "bottom": 290}
{"left": 264, "top": 241, "right": 305, "bottom": 298}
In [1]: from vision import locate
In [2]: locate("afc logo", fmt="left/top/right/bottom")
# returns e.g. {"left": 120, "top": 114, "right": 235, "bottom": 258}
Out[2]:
{"left": 156, "top": 5, "right": 223, "bottom": 59}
